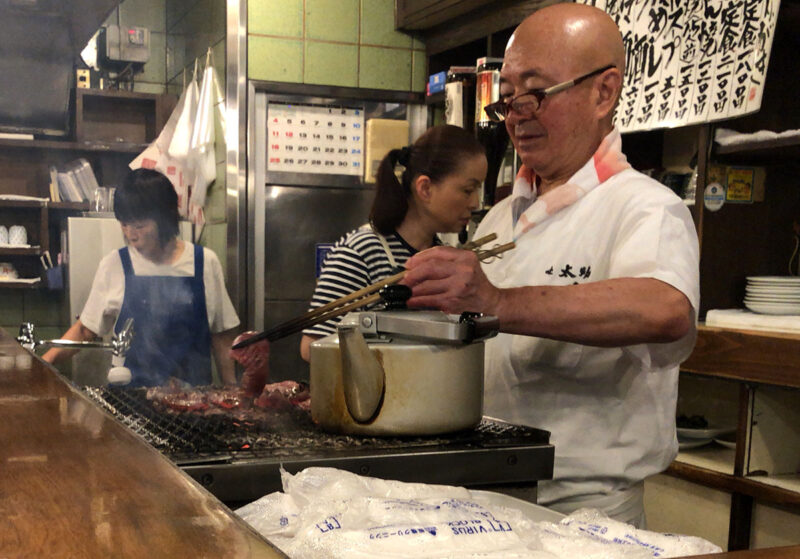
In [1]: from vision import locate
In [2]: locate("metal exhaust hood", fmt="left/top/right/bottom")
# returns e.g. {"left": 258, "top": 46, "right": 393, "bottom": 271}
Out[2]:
{"left": 0, "top": 0, "right": 120, "bottom": 136}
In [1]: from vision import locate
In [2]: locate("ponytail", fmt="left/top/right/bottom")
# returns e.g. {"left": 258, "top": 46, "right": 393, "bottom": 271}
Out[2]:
{"left": 370, "top": 146, "right": 412, "bottom": 235}
{"left": 369, "top": 124, "right": 484, "bottom": 236}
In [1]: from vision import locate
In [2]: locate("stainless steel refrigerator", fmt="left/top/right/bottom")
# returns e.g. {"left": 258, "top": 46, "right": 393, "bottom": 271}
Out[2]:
{"left": 249, "top": 84, "right": 425, "bottom": 381}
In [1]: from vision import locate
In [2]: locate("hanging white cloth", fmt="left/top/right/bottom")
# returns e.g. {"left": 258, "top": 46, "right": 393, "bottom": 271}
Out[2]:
{"left": 129, "top": 69, "right": 198, "bottom": 218}
{"left": 130, "top": 52, "right": 226, "bottom": 230}
{"left": 167, "top": 64, "right": 200, "bottom": 162}
{"left": 212, "top": 61, "right": 227, "bottom": 140}
{"left": 186, "top": 60, "right": 221, "bottom": 226}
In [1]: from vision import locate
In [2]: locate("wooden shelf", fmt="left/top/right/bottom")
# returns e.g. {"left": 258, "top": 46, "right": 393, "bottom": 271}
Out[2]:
{"left": 749, "top": 473, "right": 800, "bottom": 494}
{"left": 425, "top": 91, "right": 445, "bottom": 105}
{"left": 0, "top": 201, "right": 90, "bottom": 211}
{"left": 0, "top": 246, "right": 43, "bottom": 256}
{"left": 49, "top": 201, "right": 90, "bottom": 211}
{"left": 0, "top": 199, "right": 46, "bottom": 208}
{"left": 667, "top": 462, "right": 800, "bottom": 506}
{"left": 675, "top": 322, "right": 800, "bottom": 540}
{"left": 681, "top": 325, "right": 800, "bottom": 389}
{"left": 0, "top": 89, "right": 173, "bottom": 295}
{"left": 75, "top": 88, "right": 174, "bottom": 146}
{"left": 0, "top": 279, "right": 42, "bottom": 289}
{"left": 713, "top": 135, "right": 800, "bottom": 164}
{"left": 677, "top": 445, "right": 737, "bottom": 475}
{"left": 0, "top": 137, "right": 147, "bottom": 154}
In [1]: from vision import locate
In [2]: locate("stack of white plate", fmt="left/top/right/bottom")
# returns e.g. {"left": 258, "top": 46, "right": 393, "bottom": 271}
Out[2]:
{"left": 745, "top": 276, "right": 800, "bottom": 315}
{"left": 677, "top": 425, "right": 736, "bottom": 450}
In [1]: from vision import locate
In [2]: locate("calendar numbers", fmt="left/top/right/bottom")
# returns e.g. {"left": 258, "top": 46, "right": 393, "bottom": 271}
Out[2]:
{"left": 266, "top": 103, "right": 364, "bottom": 175}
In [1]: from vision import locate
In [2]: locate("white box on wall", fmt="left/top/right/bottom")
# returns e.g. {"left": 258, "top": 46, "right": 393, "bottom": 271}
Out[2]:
{"left": 364, "top": 119, "right": 409, "bottom": 183}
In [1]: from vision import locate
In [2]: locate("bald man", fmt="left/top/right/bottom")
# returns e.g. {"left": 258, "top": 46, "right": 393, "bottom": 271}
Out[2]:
{"left": 401, "top": 4, "right": 699, "bottom": 526}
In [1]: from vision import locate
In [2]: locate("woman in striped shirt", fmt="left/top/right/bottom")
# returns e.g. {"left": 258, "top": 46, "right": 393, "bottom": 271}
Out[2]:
{"left": 299, "top": 124, "right": 487, "bottom": 361}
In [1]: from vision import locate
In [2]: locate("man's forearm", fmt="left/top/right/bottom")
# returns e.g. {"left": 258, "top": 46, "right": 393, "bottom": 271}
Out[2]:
{"left": 493, "top": 277, "right": 692, "bottom": 346}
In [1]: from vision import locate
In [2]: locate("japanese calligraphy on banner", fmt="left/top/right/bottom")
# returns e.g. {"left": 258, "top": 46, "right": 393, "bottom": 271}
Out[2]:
{"left": 267, "top": 102, "right": 364, "bottom": 175}
{"left": 578, "top": 0, "right": 781, "bottom": 132}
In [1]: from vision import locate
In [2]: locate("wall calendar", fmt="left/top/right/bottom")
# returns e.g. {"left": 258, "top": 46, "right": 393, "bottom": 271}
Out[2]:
{"left": 266, "top": 101, "right": 365, "bottom": 176}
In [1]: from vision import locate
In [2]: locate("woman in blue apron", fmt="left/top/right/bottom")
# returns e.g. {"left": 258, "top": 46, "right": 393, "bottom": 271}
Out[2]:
{"left": 44, "top": 169, "right": 240, "bottom": 387}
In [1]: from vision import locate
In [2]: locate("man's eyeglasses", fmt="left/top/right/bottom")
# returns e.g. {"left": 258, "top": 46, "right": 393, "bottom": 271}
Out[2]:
{"left": 484, "top": 64, "right": 615, "bottom": 122}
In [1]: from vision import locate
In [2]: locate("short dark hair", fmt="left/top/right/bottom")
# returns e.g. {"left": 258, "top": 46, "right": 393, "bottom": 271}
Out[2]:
{"left": 370, "top": 124, "right": 484, "bottom": 235}
{"left": 114, "top": 168, "right": 180, "bottom": 247}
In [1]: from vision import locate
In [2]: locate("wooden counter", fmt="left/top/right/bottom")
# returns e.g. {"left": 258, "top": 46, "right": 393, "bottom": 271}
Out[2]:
{"left": 0, "top": 328, "right": 286, "bottom": 558}
{"left": 1, "top": 328, "right": 795, "bottom": 559}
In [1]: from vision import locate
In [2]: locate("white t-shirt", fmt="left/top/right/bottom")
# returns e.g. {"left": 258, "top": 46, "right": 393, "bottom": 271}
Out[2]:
{"left": 476, "top": 165, "right": 700, "bottom": 507}
{"left": 80, "top": 242, "right": 240, "bottom": 337}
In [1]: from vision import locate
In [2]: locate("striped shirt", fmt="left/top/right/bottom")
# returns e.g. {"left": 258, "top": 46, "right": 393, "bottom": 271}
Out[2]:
{"left": 303, "top": 226, "right": 437, "bottom": 337}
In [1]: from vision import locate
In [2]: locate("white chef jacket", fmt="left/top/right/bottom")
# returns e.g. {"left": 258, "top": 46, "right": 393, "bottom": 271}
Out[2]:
{"left": 476, "top": 141, "right": 700, "bottom": 509}
{"left": 80, "top": 242, "right": 240, "bottom": 337}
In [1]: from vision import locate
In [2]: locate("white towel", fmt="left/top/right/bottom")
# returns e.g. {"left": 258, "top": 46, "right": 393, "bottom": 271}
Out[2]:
{"left": 705, "top": 308, "right": 800, "bottom": 334}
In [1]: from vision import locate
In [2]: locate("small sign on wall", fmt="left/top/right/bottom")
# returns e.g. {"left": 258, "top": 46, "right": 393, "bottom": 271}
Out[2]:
{"left": 315, "top": 243, "right": 334, "bottom": 278}
{"left": 708, "top": 164, "right": 766, "bottom": 204}
{"left": 726, "top": 167, "right": 756, "bottom": 203}
{"left": 704, "top": 182, "right": 725, "bottom": 212}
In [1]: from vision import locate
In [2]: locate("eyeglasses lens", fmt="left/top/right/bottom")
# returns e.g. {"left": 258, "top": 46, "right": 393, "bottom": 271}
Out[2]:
{"left": 511, "top": 94, "right": 540, "bottom": 117}
{"left": 485, "top": 104, "right": 501, "bottom": 122}
{"left": 486, "top": 94, "right": 541, "bottom": 122}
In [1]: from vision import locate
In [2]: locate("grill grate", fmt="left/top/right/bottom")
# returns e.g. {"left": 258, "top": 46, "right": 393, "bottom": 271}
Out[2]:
{"left": 83, "top": 386, "right": 550, "bottom": 465}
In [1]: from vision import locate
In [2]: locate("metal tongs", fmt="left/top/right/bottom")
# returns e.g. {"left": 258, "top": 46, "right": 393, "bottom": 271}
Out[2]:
{"left": 231, "top": 233, "right": 514, "bottom": 350}
{"left": 17, "top": 318, "right": 135, "bottom": 358}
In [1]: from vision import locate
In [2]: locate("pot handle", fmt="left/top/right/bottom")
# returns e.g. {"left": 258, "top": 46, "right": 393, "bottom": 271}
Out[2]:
{"left": 338, "top": 324, "right": 385, "bottom": 423}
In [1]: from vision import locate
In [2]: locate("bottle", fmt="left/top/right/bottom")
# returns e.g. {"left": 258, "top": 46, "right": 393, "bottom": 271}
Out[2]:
{"left": 445, "top": 66, "right": 476, "bottom": 130}
{"left": 474, "top": 57, "right": 509, "bottom": 209}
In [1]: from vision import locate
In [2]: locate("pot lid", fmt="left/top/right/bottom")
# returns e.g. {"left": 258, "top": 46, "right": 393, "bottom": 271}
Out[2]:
{"left": 339, "top": 310, "right": 498, "bottom": 344}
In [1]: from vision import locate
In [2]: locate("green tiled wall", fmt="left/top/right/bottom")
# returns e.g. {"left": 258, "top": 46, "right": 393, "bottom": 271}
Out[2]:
{"left": 0, "top": 289, "right": 68, "bottom": 342}
{"left": 99, "top": 0, "right": 228, "bottom": 95}
{"left": 306, "top": 0, "right": 359, "bottom": 43}
{"left": 304, "top": 42, "right": 358, "bottom": 87}
{"left": 249, "top": 0, "right": 427, "bottom": 92}
{"left": 166, "top": 0, "right": 226, "bottom": 90}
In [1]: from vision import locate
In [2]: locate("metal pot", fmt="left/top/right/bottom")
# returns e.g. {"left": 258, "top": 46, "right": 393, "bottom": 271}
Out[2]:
{"left": 309, "top": 309, "right": 498, "bottom": 436}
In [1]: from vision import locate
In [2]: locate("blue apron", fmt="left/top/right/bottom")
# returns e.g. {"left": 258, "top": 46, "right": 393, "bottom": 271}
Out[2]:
{"left": 115, "top": 244, "right": 212, "bottom": 387}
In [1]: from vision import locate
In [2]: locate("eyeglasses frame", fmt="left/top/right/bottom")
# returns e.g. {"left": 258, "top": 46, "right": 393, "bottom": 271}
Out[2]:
{"left": 484, "top": 64, "right": 616, "bottom": 122}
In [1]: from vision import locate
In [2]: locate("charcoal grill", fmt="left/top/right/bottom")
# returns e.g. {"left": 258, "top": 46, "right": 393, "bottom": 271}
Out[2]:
{"left": 84, "top": 386, "right": 554, "bottom": 505}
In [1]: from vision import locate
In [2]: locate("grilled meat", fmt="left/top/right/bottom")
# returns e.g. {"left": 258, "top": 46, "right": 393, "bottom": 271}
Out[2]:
{"left": 206, "top": 386, "right": 247, "bottom": 410}
{"left": 230, "top": 331, "right": 270, "bottom": 397}
{"left": 146, "top": 380, "right": 309, "bottom": 416}
{"left": 255, "top": 380, "right": 310, "bottom": 411}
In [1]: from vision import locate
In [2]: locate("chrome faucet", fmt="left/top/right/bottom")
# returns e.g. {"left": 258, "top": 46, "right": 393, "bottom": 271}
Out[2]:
{"left": 17, "top": 318, "right": 135, "bottom": 359}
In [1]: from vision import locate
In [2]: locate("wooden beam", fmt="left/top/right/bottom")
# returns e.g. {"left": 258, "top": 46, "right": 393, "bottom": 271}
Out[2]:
{"left": 396, "top": 0, "right": 493, "bottom": 31}
{"left": 422, "top": 0, "right": 560, "bottom": 56}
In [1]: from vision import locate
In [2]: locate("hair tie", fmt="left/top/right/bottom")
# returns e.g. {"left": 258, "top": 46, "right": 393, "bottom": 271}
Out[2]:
{"left": 396, "top": 146, "right": 411, "bottom": 167}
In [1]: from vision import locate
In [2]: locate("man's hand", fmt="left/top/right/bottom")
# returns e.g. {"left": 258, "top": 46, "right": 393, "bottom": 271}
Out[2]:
{"left": 400, "top": 246, "right": 501, "bottom": 315}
